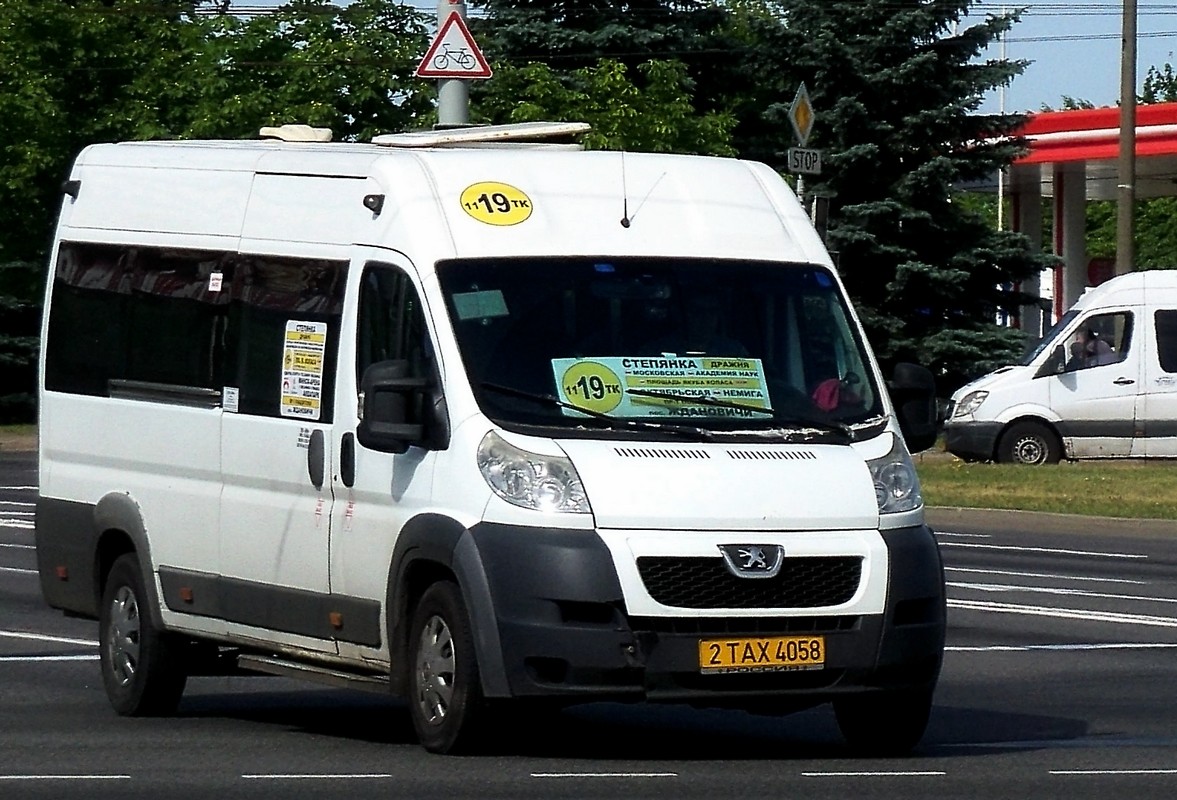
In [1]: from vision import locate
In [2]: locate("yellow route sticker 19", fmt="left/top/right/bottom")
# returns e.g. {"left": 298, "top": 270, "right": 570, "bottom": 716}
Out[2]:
{"left": 460, "top": 182, "right": 533, "bottom": 226}
{"left": 560, "top": 361, "right": 623, "bottom": 414}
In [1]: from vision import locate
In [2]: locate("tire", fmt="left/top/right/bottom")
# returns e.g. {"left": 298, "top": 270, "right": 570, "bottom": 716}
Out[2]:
{"left": 834, "top": 685, "right": 934, "bottom": 757}
{"left": 996, "top": 421, "right": 1061, "bottom": 465}
{"left": 407, "top": 581, "right": 486, "bottom": 754}
{"left": 99, "top": 554, "right": 188, "bottom": 716}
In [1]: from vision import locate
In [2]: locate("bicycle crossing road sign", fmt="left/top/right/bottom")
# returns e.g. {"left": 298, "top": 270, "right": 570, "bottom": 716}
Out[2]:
{"left": 416, "top": 12, "right": 493, "bottom": 80}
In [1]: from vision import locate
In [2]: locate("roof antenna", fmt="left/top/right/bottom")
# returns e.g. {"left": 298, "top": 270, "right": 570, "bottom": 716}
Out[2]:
{"left": 620, "top": 150, "right": 631, "bottom": 228}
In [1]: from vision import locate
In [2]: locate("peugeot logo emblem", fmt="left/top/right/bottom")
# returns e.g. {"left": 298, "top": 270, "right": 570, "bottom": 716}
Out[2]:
{"left": 719, "top": 544, "right": 784, "bottom": 579}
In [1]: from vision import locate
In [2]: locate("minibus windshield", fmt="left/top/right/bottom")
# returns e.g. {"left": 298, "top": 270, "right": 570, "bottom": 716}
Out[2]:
{"left": 1021, "top": 310, "right": 1078, "bottom": 365}
{"left": 437, "top": 257, "right": 884, "bottom": 438}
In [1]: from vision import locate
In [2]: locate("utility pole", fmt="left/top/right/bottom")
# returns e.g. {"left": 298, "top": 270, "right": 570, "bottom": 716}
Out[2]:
{"left": 1116, "top": 0, "right": 1137, "bottom": 275}
{"left": 437, "top": 0, "right": 469, "bottom": 127}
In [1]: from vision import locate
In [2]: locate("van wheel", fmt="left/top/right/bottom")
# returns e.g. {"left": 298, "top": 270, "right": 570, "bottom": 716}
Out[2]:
{"left": 408, "top": 581, "right": 486, "bottom": 754}
{"left": 834, "top": 685, "right": 934, "bottom": 756}
{"left": 997, "top": 421, "right": 1060, "bottom": 465}
{"left": 99, "top": 554, "right": 188, "bottom": 716}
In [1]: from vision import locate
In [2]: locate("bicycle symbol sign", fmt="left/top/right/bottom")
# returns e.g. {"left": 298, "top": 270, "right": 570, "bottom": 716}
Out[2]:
{"left": 416, "top": 12, "right": 492, "bottom": 80}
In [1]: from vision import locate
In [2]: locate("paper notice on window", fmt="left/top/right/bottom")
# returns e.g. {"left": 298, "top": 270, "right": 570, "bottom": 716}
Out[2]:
{"left": 550, "top": 356, "right": 772, "bottom": 419}
{"left": 281, "top": 320, "right": 327, "bottom": 420}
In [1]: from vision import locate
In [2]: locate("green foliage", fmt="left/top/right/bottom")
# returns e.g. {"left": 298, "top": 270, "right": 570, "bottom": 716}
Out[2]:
{"left": 1141, "top": 63, "right": 1177, "bottom": 104}
{"left": 473, "top": 59, "right": 736, "bottom": 154}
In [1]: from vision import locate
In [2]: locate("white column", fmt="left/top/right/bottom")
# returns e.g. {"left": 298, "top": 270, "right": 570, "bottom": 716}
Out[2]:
{"left": 1054, "top": 162, "right": 1088, "bottom": 314}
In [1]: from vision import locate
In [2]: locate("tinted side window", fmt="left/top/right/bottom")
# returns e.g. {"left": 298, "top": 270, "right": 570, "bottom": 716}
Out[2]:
{"left": 45, "top": 243, "right": 228, "bottom": 396}
{"left": 356, "top": 266, "right": 430, "bottom": 382}
{"left": 45, "top": 242, "right": 347, "bottom": 421}
{"left": 1156, "top": 310, "right": 1177, "bottom": 373}
{"left": 224, "top": 255, "right": 347, "bottom": 421}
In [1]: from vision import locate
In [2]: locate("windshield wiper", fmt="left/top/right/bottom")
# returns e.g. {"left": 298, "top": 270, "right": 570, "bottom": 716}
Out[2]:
{"left": 479, "top": 382, "right": 714, "bottom": 440}
{"left": 626, "top": 388, "right": 851, "bottom": 440}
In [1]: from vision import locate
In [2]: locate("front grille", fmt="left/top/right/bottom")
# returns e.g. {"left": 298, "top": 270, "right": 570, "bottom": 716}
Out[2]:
{"left": 630, "top": 615, "right": 860, "bottom": 636}
{"left": 636, "top": 556, "right": 862, "bottom": 609}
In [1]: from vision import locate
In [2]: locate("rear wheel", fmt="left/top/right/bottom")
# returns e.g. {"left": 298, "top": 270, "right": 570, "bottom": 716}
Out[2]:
{"left": 834, "top": 685, "right": 935, "bottom": 756}
{"left": 407, "top": 581, "right": 486, "bottom": 754}
{"left": 997, "top": 421, "right": 1061, "bottom": 465}
{"left": 99, "top": 554, "right": 188, "bottom": 716}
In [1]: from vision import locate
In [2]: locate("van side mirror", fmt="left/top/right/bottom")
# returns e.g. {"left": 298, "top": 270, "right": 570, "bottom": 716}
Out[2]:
{"left": 888, "top": 362, "right": 937, "bottom": 454}
{"left": 357, "top": 360, "right": 429, "bottom": 454}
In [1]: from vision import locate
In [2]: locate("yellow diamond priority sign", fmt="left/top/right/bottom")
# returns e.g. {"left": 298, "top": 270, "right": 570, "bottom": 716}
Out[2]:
{"left": 789, "top": 83, "right": 815, "bottom": 147}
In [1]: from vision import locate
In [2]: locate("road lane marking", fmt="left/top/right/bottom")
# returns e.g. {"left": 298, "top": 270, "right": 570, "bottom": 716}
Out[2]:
{"left": 0, "top": 567, "right": 37, "bottom": 575}
{"left": 0, "top": 655, "right": 97, "bottom": 662}
{"left": 939, "top": 542, "right": 1146, "bottom": 559}
{"left": 0, "top": 487, "right": 37, "bottom": 491}
{"left": 949, "top": 598, "right": 1177, "bottom": 627}
{"left": 0, "top": 544, "right": 34, "bottom": 550}
{"left": 936, "top": 532, "right": 991, "bottom": 539}
{"left": 0, "top": 521, "right": 33, "bottom": 530}
{"left": 802, "top": 771, "right": 945, "bottom": 777}
{"left": 946, "top": 566, "right": 1145, "bottom": 585}
{"left": 243, "top": 774, "right": 395, "bottom": 780}
{"left": 0, "top": 630, "right": 98, "bottom": 647}
{"left": 948, "top": 643, "right": 1177, "bottom": 652}
{"left": 949, "top": 581, "right": 1177, "bottom": 605}
{"left": 531, "top": 773, "right": 678, "bottom": 778}
{"left": 1052, "top": 769, "right": 1177, "bottom": 775}
{"left": 0, "top": 501, "right": 33, "bottom": 507}
{"left": 0, "top": 775, "right": 130, "bottom": 781}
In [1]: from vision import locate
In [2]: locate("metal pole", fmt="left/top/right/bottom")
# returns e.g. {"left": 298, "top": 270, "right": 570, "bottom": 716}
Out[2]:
{"left": 437, "top": 0, "right": 469, "bottom": 127}
{"left": 1116, "top": 0, "right": 1137, "bottom": 275}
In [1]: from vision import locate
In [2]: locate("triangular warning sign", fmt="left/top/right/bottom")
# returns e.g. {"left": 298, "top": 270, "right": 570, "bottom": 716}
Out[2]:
{"left": 416, "top": 12, "right": 493, "bottom": 80}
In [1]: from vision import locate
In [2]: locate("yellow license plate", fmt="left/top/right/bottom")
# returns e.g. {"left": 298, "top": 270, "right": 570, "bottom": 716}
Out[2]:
{"left": 698, "top": 636, "right": 826, "bottom": 673}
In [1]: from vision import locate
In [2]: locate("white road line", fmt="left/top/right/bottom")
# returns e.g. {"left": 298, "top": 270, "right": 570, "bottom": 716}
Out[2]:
{"left": 939, "top": 542, "right": 1147, "bottom": 559}
{"left": 948, "top": 643, "right": 1177, "bottom": 652}
{"left": 949, "top": 598, "right": 1177, "bottom": 628}
{"left": 531, "top": 773, "right": 678, "bottom": 778}
{"left": 242, "top": 774, "right": 394, "bottom": 780}
{"left": 949, "top": 581, "right": 1177, "bottom": 605}
{"left": 0, "top": 775, "right": 130, "bottom": 781}
{"left": 0, "top": 567, "right": 37, "bottom": 575}
{"left": 0, "top": 501, "right": 33, "bottom": 507}
{"left": 0, "top": 543, "right": 34, "bottom": 550}
{"left": 946, "top": 566, "right": 1146, "bottom": 585}
{"left": 0, "top": 630, "right": 98, "bottom": 647}
{"left": 0, "top": 521, "right": 33, "bottom": 530}
{"left": 0, "top": 487, "right": 37, "bottom": 491}
{"left": 0, "top": 655, "right": 97, "bottom": 662}
{"left": 1052, "top": 769, "right": 1177, "bottom": 775}
{"left": 802, "top": 771, "right": 945, "bottom": 777}
{"left": 936, "top": 532, "right": 992, "bottom": 539}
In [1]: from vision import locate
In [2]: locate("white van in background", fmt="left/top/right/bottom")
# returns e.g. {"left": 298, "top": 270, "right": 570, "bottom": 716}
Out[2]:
{"left": 36, "top": 122, "right": 944, "bottom": 755}
{"left": 946, "top": 270, "right": 1177, "bottom": 464}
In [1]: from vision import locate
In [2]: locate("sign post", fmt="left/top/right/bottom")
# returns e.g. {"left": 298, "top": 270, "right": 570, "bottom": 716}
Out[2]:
{"left": 786, "top": 83, "right": 821, "bottom": 196}
{"left": 416, "top": 1, "right": 493, "bottom": 126}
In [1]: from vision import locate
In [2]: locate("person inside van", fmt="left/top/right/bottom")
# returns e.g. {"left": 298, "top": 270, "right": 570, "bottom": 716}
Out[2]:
{"left": 1067, "top": 327, "right": 1115, "bottom": 370}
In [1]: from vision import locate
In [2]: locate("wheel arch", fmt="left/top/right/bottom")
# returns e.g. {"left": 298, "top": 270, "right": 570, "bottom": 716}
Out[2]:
{"left": 93, "top": 492, "right": 165, "bottom": 630}
{"left": 386, "top": 513, "right": 509, "bottom": 698}
{"left": 996, "top": 416, "right": 1067, "bottom": 463}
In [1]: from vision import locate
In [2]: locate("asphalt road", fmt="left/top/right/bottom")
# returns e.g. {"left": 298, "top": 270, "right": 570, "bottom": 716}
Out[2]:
{"left": 5, "top": 451, "right": 1177, "bottom": 799}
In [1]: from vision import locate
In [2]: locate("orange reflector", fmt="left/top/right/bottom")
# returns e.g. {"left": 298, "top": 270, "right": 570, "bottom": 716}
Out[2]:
{"left": 179, "top": 587, "right": 194, "bottom": 603}
{"left": 55, "top": 566, "right": 69, "bottom": 580}
{"left": 329, "top": 612, "right": 344, "bottom": 630}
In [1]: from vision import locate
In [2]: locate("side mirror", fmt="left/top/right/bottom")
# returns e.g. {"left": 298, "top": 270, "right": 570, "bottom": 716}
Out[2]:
{"left": 357, "top": 360, "right": 429, "bottom": 454}
{"left": 889, "top": 362, "right": 937, "bottom": 454}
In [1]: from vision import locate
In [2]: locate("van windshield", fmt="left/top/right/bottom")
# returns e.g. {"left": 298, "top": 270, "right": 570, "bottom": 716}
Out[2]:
{"left": 437, "top": 257, "right": 884, "bottom": 440}
{"left": 1021, "top": 310, "right": 1078, "bottom": 365}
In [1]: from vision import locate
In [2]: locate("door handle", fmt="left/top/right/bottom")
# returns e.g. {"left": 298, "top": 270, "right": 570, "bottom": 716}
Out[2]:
{"left": 307, "top": 429, "right": 325, "bottom": 490}
{"left": 341, "top": 432, "right": 355, "bottom": 488}
{"left": 1113, "top": 377, "right": 1135, "bottom": 386}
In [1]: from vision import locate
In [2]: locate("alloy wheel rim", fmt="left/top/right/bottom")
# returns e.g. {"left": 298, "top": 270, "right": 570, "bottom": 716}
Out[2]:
{"left": 414, "top": 614, "right": 456, "bottom": 725}
{"left": 107, "top": 586, "right": 141, "bottom": 687}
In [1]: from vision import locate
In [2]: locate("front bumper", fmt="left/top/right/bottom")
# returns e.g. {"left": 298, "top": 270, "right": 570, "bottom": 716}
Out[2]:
{"left": 944, "top": 420, "right": 1004, "bottom": 462}
{"left": 469, "top": 522, "right": 945, "bottom": 705}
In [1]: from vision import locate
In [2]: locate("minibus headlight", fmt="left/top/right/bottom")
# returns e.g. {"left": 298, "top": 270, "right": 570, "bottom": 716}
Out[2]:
{"left": 867, "top": 434, "right": 923, "bottom": 515}
{"left": 951, "top": 390, "right": 988, "bottom": 419}
{"left": 477, "top": 431, "right": 591, "bottom": 514}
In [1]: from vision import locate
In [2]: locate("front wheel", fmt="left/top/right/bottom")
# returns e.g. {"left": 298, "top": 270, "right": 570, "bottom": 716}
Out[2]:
{"left": 834, "top": 685, "right": 935, "bottom": 756}
{"left": 997, "top": 421, "right": 1061, "bottom": 465}
{"left": 407, "top": 581, "right": 486, "bottom": 754}
{"left": 99, "top": 554, "right": 188, "bottom": 716}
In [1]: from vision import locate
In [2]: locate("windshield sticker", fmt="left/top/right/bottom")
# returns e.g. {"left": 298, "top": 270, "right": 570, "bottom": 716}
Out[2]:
{"left": 280, "top": 320, "right": 327, "bottom": 420}
{"left": 460, "top": 182, "right": 533, "bottom": 226}
{"left": 452, "top": 289, "right": 509, "bottom": 321}
{"left": 551, "top": 356, "right": 773, "bottom": 418}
